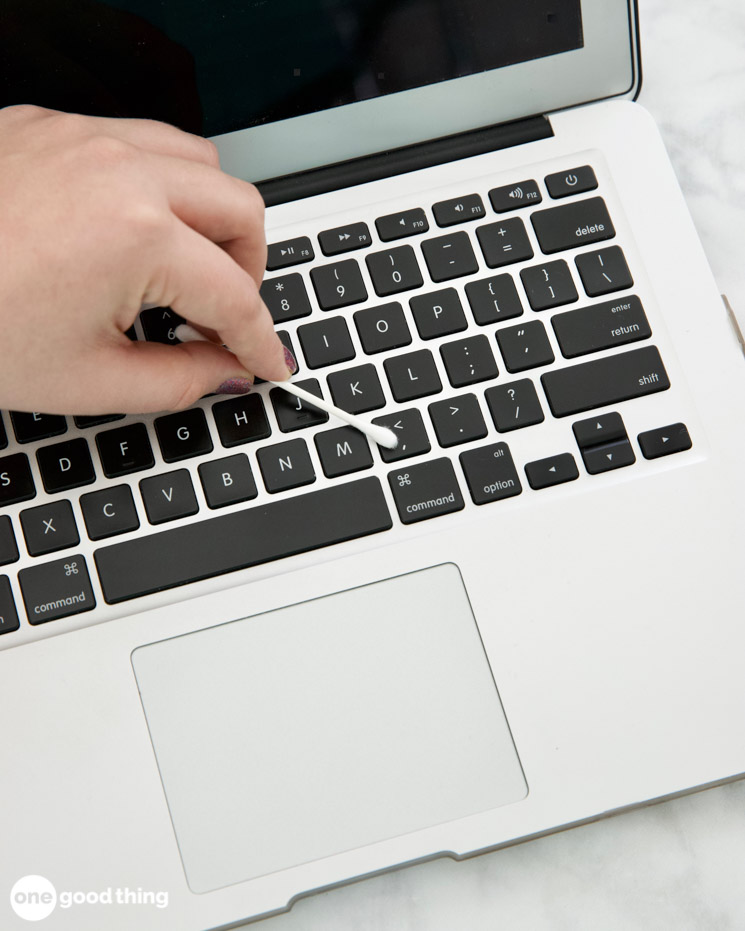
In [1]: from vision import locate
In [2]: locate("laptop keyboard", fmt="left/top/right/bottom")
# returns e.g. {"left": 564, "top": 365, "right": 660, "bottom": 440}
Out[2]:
{"left": 0, "top": 159, "right": 695, "bottom": 640}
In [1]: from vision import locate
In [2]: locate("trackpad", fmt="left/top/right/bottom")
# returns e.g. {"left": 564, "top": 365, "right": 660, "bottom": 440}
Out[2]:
{"left": 132, "top": 564, "right": 526, "bottom": 893}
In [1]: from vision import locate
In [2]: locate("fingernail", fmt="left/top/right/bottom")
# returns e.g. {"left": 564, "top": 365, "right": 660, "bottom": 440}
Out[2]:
{"left": 283, "top": 345, "right": 298, "bottom": 376}
{"left": 216, "top": 376, "right": 254, "bottom": 396}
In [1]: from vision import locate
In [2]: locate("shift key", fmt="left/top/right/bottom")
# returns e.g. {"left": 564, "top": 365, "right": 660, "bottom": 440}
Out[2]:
{"left": 388, "top": 458, "right": 464, "bottom": 524}
{"left": 19, "top": 555, "right": 96, "bottom": 624}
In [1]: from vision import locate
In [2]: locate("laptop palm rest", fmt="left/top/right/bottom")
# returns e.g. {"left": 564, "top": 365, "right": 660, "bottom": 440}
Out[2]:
{"left": 132, "top": 563, "right": 527, "bottom": 894}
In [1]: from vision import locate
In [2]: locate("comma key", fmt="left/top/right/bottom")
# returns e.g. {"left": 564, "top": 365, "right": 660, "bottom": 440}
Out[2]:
{"left": 388, "top": 458, "right": 464, "bottom": 525}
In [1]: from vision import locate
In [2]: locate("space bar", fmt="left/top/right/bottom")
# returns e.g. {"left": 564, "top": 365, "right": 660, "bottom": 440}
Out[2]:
{"left": 94, "top": 477, "right": 392, "bottom": 604}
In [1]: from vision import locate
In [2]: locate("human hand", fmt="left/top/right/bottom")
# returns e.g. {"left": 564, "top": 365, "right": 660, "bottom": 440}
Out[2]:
{"left": 0, "top": 104, "right": 292, "bottom": 415}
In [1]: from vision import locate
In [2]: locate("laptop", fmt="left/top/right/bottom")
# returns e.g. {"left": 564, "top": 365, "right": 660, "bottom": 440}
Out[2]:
{"left": 2, "top": 1, "right": 745, "bottom": 928}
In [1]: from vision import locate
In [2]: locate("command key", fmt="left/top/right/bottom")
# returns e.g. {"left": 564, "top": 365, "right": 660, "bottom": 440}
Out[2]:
{"left": 388, "top": 458, "right": 464, "bottom": 524}
{"left": 19, "top": 554, "right": 96, "bottom": 625}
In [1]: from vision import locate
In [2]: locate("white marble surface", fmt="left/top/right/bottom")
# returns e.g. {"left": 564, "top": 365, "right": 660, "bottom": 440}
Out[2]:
{"left": 247, "top": 4, "right": 745, "bottom": 929}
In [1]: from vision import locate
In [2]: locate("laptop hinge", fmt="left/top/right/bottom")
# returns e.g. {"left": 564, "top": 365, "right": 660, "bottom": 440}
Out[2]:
{"left": 258, "top": 115, "right": 553, "bottom": 207}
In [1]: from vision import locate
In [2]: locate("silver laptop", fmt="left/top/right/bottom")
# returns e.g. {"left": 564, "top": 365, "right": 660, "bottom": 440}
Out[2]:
{"left": 2, "top": 1, "right": 745, "bottom": 928}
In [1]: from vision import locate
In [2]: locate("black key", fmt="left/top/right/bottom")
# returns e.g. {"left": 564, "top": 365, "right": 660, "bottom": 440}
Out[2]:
{"left": 20, "top": 500, "right": 79, "bottom": 556}
{"left": 489, "top": 180, "right": 542, "bottom": 212}
{"left": 432, "top": 194, "right": 486, "bottom": 227}
{"left": 96, "top": 422, "right": 154, "bottom": 477}
{"left": 257, "top": 438, "right": 315, "bottom": 493}
{"left": 366, "top": 246, "right": 424, "bottom": 296}
{"left": 465, "top": 274, "right": 524, "bottom": 325}
{"left": 260, "top": 273, "right": 313, "bottom": 323}
{"left": 95, "top": 477, "right": 392, "bottom": 604}
{"left": 531, "top": 197, "right": 615, "bottom": 255}
{"left": 477, "top": 218, "right": 534, "bottom": 268}
{"left": 520, "top": 260, "right": 578, "bottom": 311}
{"left": 575, "top": 246, "right": 633, "bottom": 297}
{"left": 327, "top": 364, "right": 385, "bottom": 414}
{"left": 388, "top": 458, "right": 464, "bottom": 524}
{"left": 318, "top": 222, "right": 372, "bottom": 255}
{"left": 545, "top": 165, "right": 598, "bottom": 199}
{"left": 266, "top": 236, "right": 314, "bottom": 271}
{"left": 140, "top": 470, "right": 199, "bottom": 525}
{"left": 19, "top": 554, "right": 96, "bottom": 624}
{"left": 573, "top": 413, "right": 627, "bottom": 450}
{"left": 551, "top": 295, "right": 651, "bottom": 358}
{"left": 0, "top": 515, "right": 19, "bottom": 566}
{"left": 384, "top": 349, "right": 442, "bottom": 402}
{"left": 80, "top": 485, "right": 140, "bottom": 540}
{"left": 73, "top": 414, "right": 125, "bottom": 429}
{"left": 155, "top": 409, "right": 213, "bottom": 463}
{"left": 459, "top": 442, "right": 522, "bottom": 505}
{"left": 582, "top": 439, "right": 636, "bottom": 475}
{"left": 125, "top": 325, "right": 138, "bottom": 341}
{"left": 542, "top": 346, "right": 670, "bottom": 417}
{"left": 421, "top": 231, "right": 478, "bottom": 282}
{"left": 485, "top": 379, "right": 545, "bottom": 432}
{"left": 37, "top": 438, "right": 96, "bottom": 494}
{"left": 297, "top": 317, "right": 356, "bottom": 369}
{"left": 0, "top": 414, "right": 7, "bottom": 450}
{"left": 525, "top": 453, "right": 579, "bottom": 490}
{"left": 199, "top": 454, "right": 258, "bottom": 509}
{"left": 140, "top": 306, "right": 184, "bottom": 345}
{"left": 271, "top": 378, "right": 329, "bottom": 431}
{"left": 0, "top": 575, "right": 20, "bottom": 635}
{"left": 311, "top": 259, "right": 368, "bottom": 310}
{"left": 276, "top": 331, "right": 300, "bottom": 377}
{"left": 213, "top": 394, "right": 271, "bottom": 447}
{"left": 440, "top": 335, "right": 498, "bottom": 388}
{"left": 410, "top": 287, "right": 468, "bottom": 339}
{"left": 0, "top": 453, "right": 36, "bottom": 506}
{"left": 10, "top": 411, "right": 67, "bottom": 444}
{"left": 376, "top": 208, "right": 429, "bottom": 241}
{"left": 429, "top": 394, "right": 487, "bottom": 447}
{"left": 314, "top": 427, "right": 373, "bottom": 478}
{"left": 638, "top": 423, "right": 692, "bottom": 460}
{"left": 354, "top": 302, "right": 412, "bottom": 354}
{"left": 372, "top": 409, "right": 431, "bottom": 463}
{"left": 496, "top": 320, "right": 555, "bottom": 373}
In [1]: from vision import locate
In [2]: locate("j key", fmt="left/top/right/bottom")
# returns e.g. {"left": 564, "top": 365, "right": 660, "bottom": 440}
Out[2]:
{"left": 477, "top": 218, "right": 534, "bottom": 268}
{"left": 327, "top": 364, "right": 385, "bottom": 414}
{"left": 260, "top": 273, "right": 313, "bottom": 323}
{"left": 140, "top": 470, "right": 199, "bottom": 525}
{"left": 410, "top": 288, "right": 468, "bottom": 339}
{"left": 432, "top": 194, "right": 486, "bottom": 227}
{"left": 459, "top": 442, "right": 522, "bottom": 505}
{"left": 429, "top": 394, "right": 487, "bottom": 447}
{"left": 20, "top": 500, "right": 79, "bottom": 556}
{"left": 542, "top": 346, "right": 670, "bottom": 417}
{"left": 199, "top": 454, "right": 258, "bottom": 509}
{"left": 0, "top": 515, "right": 19, "bottom": 566}
{"left": 545, "top": 165, "right": 598, "bottom": 199}
{"left": 0, "top": 453, "right": 36, "bottom": 506}
{"left": 551, "top": 295, "right": 651, "bottom": 358}
{"left": 354, "top": 303, "right": 412, "bottom": 354}
{"left": 372, "top": 409, "right": 431, "bottom": 463}
{"left": 421, "top": 231, "right": 478, "bottom": 282}
{"left": 366, "top": 246, "right": 424, "bottom": 296}
{"left": 140, "top": 306, "right": 184, "bottom": 344}
{"left": 37, "top": 438, "right": 96, "bottom": 493}
{"left": 318, "top": 222, "right": 372, "bottom": 256}
{"left": 314, "top": 427, "right": 373, "bottom": 478}
{"left": 388, "top": 458, "right": 464, "bottom": 525}
{"left": 257, "top": 438, "right": 316, "bottom": 493}
{"left": 0, "top": 415, "right": 7, "bottom": 450}
{"left": 155, "top": 409, "right": 213, "bottom": 463}
{"left": 96, "top": 423, "right": 155, "bottom": 477}
{"left": 489, "top": 180, "right": 542, "bottom": 213}
{"left": 271, "top": 378, "right": 329, "bottom": 431}
{"left": 638, "top": 423, "right": 692, "bottom": 460}
{"left": 297, "top": 316, "right": 356, "bottom": 369}
{"left": 376, "top": 208, "right": 429, "bottom": 241}
{"left": 573, "top": 413, "right": 628, "bottom": 450}
{"left": 212, "top": 394, "right": 271, "bottom": 447}
{"left": 73, "top": 415, "right": 125, "bottom": 429}
{"left": 80, "top": 485, "right": 140, "bottom": 540}
{"left": 520, "top": 260, "right": 578, "bottom": 311}
{"left": 384, "top": 349, "right": 442, "bottom": 402}
{"left": 581, "top": 439, "right": 636, "bottom": 475}
{"left": 0, "top": 575, "right": 20, "bottom": 634}
{"left": 496, "top": 320, "right": 555, "bottom": 373}
{"left": 525, "top": 453, "right": 579, "bottom": 489}
{"left": 465, "top": 274, "right": 524, "bottom": 325}
{"left": 311, "top": 259, "right": 368, "bottom": 310}
{"left": 485, "top": 379, "right": 545, "bottom": 432}
{"left": 440, "top": 335, "right": 499, "bottom": 387}
{"left": 531, "top": 197, "right": 615, "bottom": 255}
{"left": 11, "top": 411, "right": 67, "bottom": 444}
{"left": 266, "top": 236, "right": 314, "bottom": 271}
{"left": 575, "top": 246, "right": 633, "bottom": 297}
{"left": 19, "top": 554, "right": 96, "bottom": 624}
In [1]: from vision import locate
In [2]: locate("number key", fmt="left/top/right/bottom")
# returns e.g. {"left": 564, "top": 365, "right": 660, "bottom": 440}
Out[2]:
{"left": 260, "top": 273, "right": 312, "bottom": 322}
{"left": 311, "top": 259, "right": 368, "bottom": 310}
{"left": 366, "top": 246, "right": 423, "bottom": 297}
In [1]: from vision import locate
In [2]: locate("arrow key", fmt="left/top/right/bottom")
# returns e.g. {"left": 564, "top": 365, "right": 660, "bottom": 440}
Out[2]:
{"left": 638, "top": 423, "right": 692, "bottom": 460}
{"left": 581, "top": 439, "right": 636, "bottom": 475}
{"left": 572, "top": 412, "right": 627, "bottom": 449}
{"left": 318, "top": 222, "right": 372, "bottom": 256}
{"left": 525, "top": 453, "right": 579, "bottom": 489}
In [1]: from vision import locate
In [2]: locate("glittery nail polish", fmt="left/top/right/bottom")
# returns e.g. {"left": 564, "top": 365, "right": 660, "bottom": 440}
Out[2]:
{"left": 283, "top": 345, "right": 299, "bottom": 376}
{"left": 216, "top": 377, "right": 253, "bottom": 396}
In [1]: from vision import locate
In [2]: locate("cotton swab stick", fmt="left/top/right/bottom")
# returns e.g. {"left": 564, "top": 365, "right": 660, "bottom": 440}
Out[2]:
{"left": 174, "top": 324, "right": 399, "bottom": 450}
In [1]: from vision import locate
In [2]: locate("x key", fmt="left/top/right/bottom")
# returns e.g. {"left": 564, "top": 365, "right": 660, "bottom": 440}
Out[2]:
{"left": 20, "top": 501, "right": 80, "bottom": 556}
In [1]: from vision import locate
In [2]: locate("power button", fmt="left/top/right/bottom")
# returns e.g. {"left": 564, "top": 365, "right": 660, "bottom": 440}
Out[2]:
{"left": 545, "top": 165, "right": 598, "bottom": 198}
